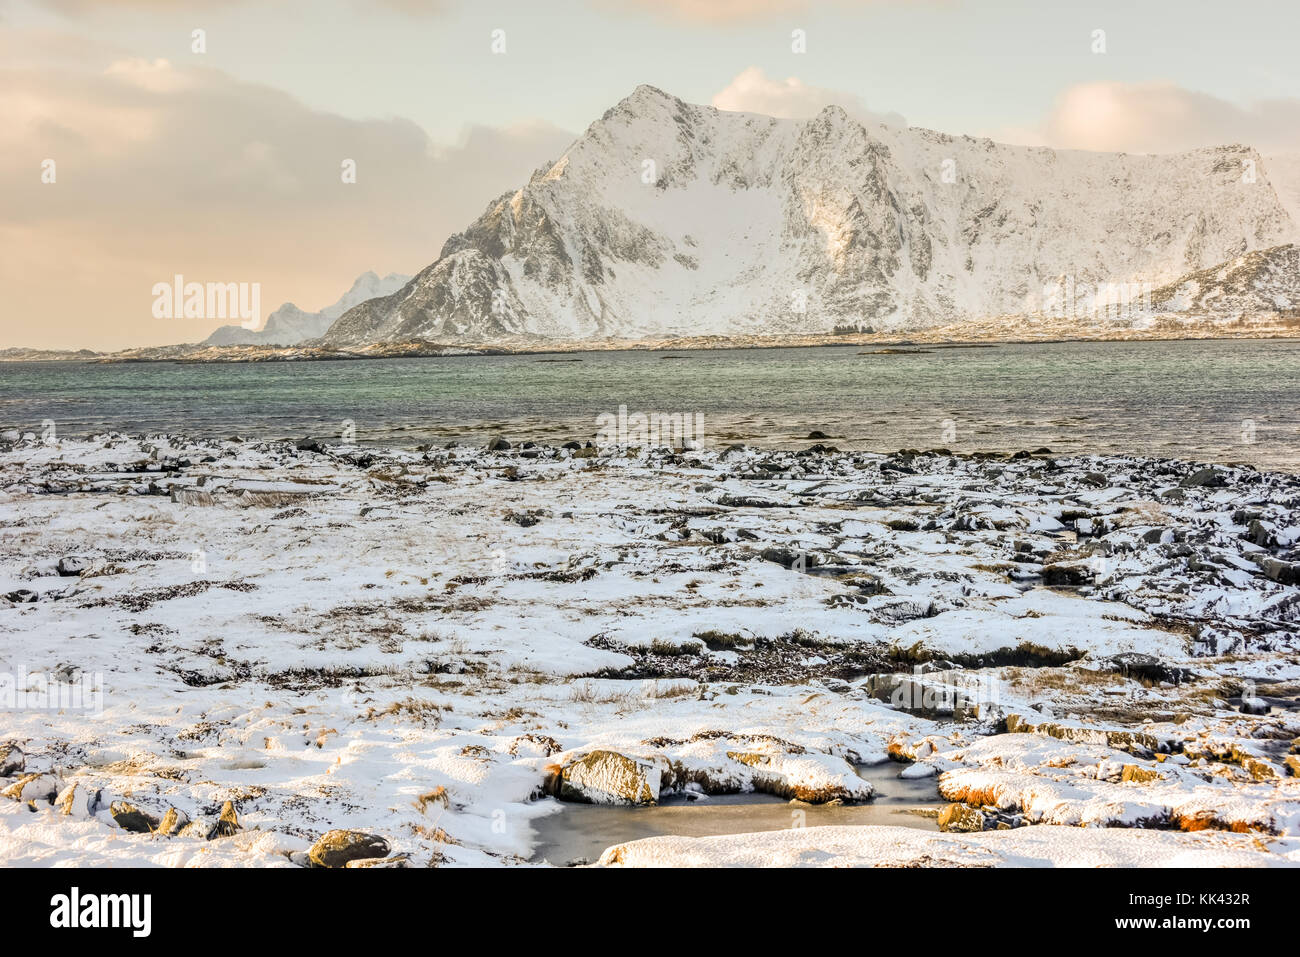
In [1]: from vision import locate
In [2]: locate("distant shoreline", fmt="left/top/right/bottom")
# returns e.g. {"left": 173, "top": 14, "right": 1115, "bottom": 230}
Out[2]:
{"left": 4, "top": 319, "right": 1299, "bottom": 365}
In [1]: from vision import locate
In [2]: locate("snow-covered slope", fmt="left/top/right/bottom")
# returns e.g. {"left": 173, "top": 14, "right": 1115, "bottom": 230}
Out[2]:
{"left": 207, "top": 271, "right": 410, "bottom": 346}
{"left": 323, "top": 86, "right": 1299, "bottom": 345}
{"left": 1148, "top": 243, "right": 1300, "bottom": 315}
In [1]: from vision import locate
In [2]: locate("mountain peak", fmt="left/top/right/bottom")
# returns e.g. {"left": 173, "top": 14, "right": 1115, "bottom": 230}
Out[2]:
{"left": 320, "top": 88, "right": 1300, "bottom": 347}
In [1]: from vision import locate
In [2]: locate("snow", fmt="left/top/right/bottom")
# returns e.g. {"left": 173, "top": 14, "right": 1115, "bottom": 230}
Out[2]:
{"left": 2, "top": 433, "right": 1298, "bottom": 867}
{"left": 596, "top": 823, "right": 1295, "bottom": 868}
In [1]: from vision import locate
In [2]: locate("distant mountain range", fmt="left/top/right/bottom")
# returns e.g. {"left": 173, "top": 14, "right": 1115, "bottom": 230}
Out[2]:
{"left": 205, "top": 271, "right": 410, "bottom": 346}
{"left": 317, "top": 85, "right": 1300, "bottom": 348}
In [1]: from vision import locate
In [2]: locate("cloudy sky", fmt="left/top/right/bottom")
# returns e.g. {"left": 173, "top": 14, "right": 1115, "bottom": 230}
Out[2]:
{"left": 4, "top": 0, "right": 1300, "bottom": 349}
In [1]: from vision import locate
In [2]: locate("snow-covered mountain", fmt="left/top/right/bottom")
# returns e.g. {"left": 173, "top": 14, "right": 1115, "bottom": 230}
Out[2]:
{"left": 1148, "top": 243, "right": 1300, "bottom": 315}
{"left": 207, "top": 271, "right": 410, "bottom": 346}
{"left": 322, "top": 86, "right": 1300, "bottom": 346}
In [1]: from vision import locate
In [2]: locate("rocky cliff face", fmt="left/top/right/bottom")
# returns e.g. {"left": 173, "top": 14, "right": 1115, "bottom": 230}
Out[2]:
{"left": 322, "top": 86, "right": 1299, "bottom": 346}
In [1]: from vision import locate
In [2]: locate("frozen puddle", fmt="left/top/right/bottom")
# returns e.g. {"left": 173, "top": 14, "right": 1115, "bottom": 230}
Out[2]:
{"left": 528, "top": 762, "right": 943, "bottom": 865}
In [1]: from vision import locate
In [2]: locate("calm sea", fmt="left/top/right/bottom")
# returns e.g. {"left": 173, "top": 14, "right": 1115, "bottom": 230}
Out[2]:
{"left": 2, "top": 339, "right": 1298, "bottom": 469}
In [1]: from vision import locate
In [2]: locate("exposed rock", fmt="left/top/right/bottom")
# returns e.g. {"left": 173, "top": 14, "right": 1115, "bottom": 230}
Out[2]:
{"left": 3, "top": 772, "right": 63, "bottom": 804}
{"left": 157, "top": 806, "right": 191, "bottom": 836}
{"left": 486, "top": 436, "right": 512, "bottom": 452}
{"left": 724, "top": 751, "right": 873, "bottom": 803}
{"left": 309, "top": 829, "right": 392, "bottom": 868}
{"left": 937, "top": 802, "right": 986, "bottom": 832}
{"left": 1180, "top": 467, "right": 1227, "bottom": 488}
{"left": 110, "top": 801, "right": 160, "bottom": 832}
{"left": 214, "top": 800, "right": 240, "bottom": 836}
{"left": 55, "top": 556, "right": 88, "bottom": 576}
{"left": 1256, "top": 557, "right": 1300, "bottom": 586}
{"left": 0, "top": 743, "right": 24, "bottom": 777}
{"left": 1041, "top": 562, "right": 1094, "bottom": 586}
{"left": 551, "top": 750, "right": 661, "bottom": 806}
{"left": 1120, "top": 764, "right": 1163, "bottom": 784}
{"left": 55, "top": 782, "right": 101, "bottom": 819}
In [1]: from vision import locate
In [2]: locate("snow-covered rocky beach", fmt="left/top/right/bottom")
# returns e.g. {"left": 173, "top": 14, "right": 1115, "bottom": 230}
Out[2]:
{"left": 2, "top": 432, "right": 1298, "bottom": 867}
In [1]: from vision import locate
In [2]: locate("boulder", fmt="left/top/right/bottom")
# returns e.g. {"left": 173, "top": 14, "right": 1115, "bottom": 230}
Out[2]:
{"left": 55, "top": 782, "right": 102, "bottom": 819}
{"left": 55, "top": 556, "right": 88, "bottom": 577}
{"left": 1180, "top": 467, "right": 1226, "bottom": 488}
{"left": 214, "top": 800, "right": 240, "bottom": 836}
{"left": 309, "top": 829, "right": 391, "bottom": 868}
{"left": 938, "top": 803, "right": 987, "bottom": 833}
{"left": 486, "top": 436, "right": 512, "bottom": 452}
{"left": 0, "top": 743, "right": 24, "bottom": 777}
{"left": 3, "top": 772, "right": 63, "bottom": 804}
{"left": 157, "top": 807, "right": 191, "bottom": 836}
{"left": 110, "top": 801, "right": 160, "bottom": 832}
{"left": 552, "top": 750, "right": 661, "bottom": 806}
{"left": 1120, "top": 764, "right": 1163, "bottom": 784}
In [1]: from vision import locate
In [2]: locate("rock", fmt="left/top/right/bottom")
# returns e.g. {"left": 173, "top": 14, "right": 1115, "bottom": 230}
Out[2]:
{"left": 1245, "top": 519, "right": 1278, "bottom": 548}
{"left": 55, "top": 782, "right": 102, "bottom": 819}
{"left": 55, "top": 556, "right": 88, "bottom": 577}
{"left": 176, "top": 816, "right": 217, "bottom": 840}
{"left": 214, "top": 800, "right": 240, "bottom": 836}
{"left": 1120, "top": 764, "right": 1163, "bottom": 784}
{"left": 1256, "top": 557, "right": 1300, "bottom": 586}
{"left": 157, "top": 807, "right": 191, "bottom": 836}
{"left": 1041, "top": 562, "right": 1093, "bottom": 586}
{"left": 1180, "top": 467, "right": 1226, "bottom": 488}
{"left": 938, "top": 803, "right": 986, "bottom": 832}
{"left": 0, "top": 429, "right": 20, "bottom": 443}
{"left": 1284, "top": 755, "right": 1300, "bottom": 777}
{"left": 1081, "top": 471, "right": 1108, "bottom": 487}
{"left": 552, "top": 750, "right": 661, "bottom": 806}
{"left": 561, "top": 440, "right": 582, "bottom": 450}
{"left": 3, "top": 772, "right": 63, "bottom": 804}
{"left": 110, "top": 801, "right": 160, "bottom": 832}
{"left": 4, "top": 589, "right": 38, "bottom": 603}
{"left": 295, "top": 437, "right": 327, "bottom": 454}
{"left": 0, "top": 743, "right": 24, "bottom": 777}
{"left": 807, "top": 430, "right": 828, "bottom": 439}
{"left": 308, "top": 829, "right": 391, "bottom": 868}
{"left": 486, "top": 436, "right": 512, "bottom": 452}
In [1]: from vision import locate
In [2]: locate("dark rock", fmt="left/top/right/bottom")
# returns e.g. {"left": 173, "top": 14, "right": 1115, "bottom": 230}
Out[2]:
{"left": 807, "top": 430, "right": 828, "bottom": 439}
{"left": 1042, "top": 562, "right": 1093, "bottom": 586}
{"left": 0, "top": 743, "right": 24, "bottom": 777}
{"left": 1180, "top": 467, "right": 1226, "bottom": 488}
{"left": 55, "top": 556, "right": 88, "bottom": 577}
{"left": 308, "top": 829, "right": 391, "bottom": 868}
{"left": 486, "top": 436, "right": 512, "bottom": 451}
{"left": 295, "top": 438, "right": 327, "bottom": 454}
{"left": 1081, "top": 472, "right": 1108, "bottom": 487}
{"left": 110, "top": 801, "right": 160, "bottom": 833}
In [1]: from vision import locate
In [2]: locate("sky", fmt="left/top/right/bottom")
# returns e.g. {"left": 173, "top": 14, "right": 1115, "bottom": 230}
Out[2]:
{"left": 3, "top": 0, "right": 1300, "bottom": 349}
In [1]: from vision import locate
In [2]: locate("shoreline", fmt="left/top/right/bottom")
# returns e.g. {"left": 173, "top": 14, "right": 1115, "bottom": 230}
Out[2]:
{"left": 4, "top": 321, "right": 1299, "bottom": 365}
{"left": 2, "top": 432, "right": 1298, "bottom": 867}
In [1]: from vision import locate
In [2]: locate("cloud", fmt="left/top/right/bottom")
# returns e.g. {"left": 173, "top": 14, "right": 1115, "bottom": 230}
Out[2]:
{"left": 1007, "top": 81, "right": 1300, "bottom": 155}
{"left": 599, "top": 0, "right": 903, "bottom": 23}
{"left": 0, "top": 41, "right": 574, "bottom": 350}
{"left": 711, "top": 66, "right": 904, "bottom": 126}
